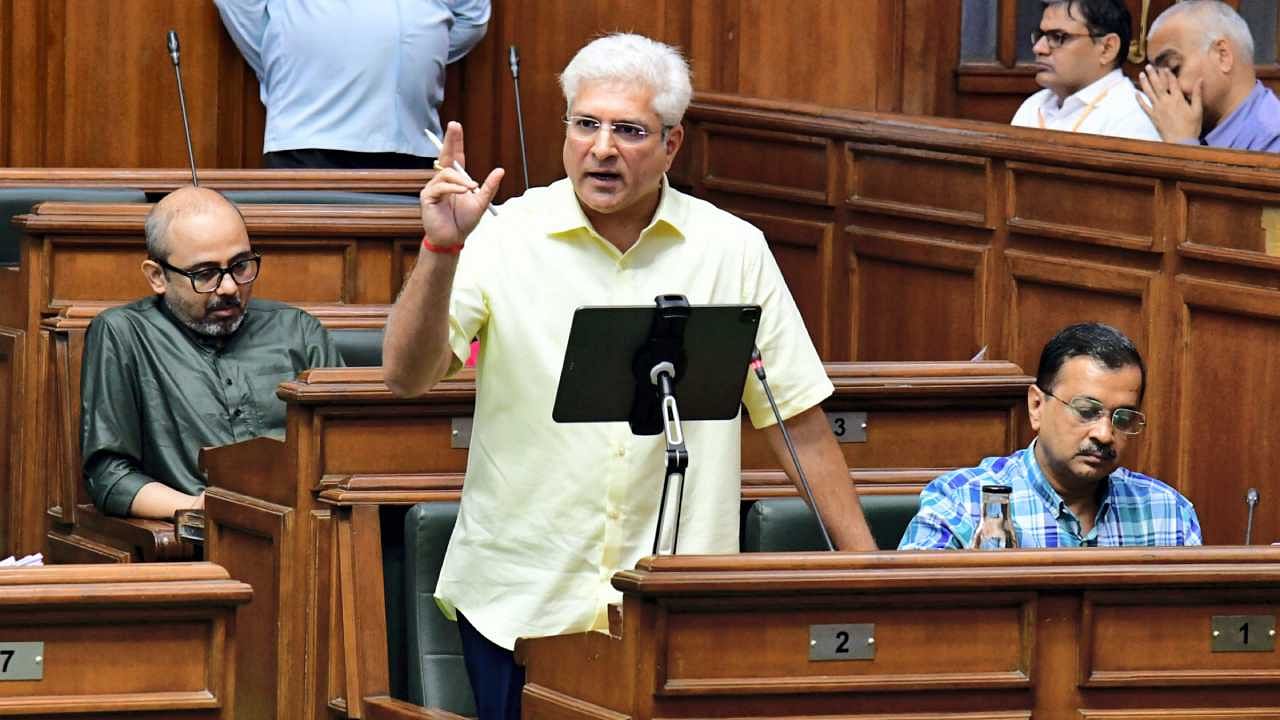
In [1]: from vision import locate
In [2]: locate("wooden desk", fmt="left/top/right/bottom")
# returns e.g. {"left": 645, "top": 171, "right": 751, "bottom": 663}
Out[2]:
{"left": 517, "top": 548, "right": 1280, "bottom": 719}
{"left": 0, "top": 168, "right": 427, "bottom": 193}
{"left": 0, "top": 562, "right": 251, "bottom": 718}
{"left": 2, "top": 200, "right": 422, "bottom": 556}
{"left": 197, "top": 361, "right": 1030, "bottom": 719}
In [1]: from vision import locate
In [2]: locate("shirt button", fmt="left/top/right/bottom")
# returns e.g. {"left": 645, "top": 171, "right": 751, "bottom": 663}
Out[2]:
{"left": 225, "top": 378, "right": 233, "bottom": 386}
{"left": 607, "top": 508, "right": 621, "bottom": 520}
{"left": 232, "top": 409, "right": 242, "bottom": 418}
{"left": 615, "top": 446, "right": 626, "bottom": 458}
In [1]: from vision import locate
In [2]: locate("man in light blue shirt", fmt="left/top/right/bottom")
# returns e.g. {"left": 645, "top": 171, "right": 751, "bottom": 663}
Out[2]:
{"left": 215, "top": 0, "right": 490, "bottom": 169}
{"left": 899, "top": 323, "right": 1201, "bottom": 550}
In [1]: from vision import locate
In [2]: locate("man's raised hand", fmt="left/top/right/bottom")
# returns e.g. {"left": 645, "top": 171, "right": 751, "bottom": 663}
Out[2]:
{"left": 420, "top": 121, "right": 505, "bottom": 249}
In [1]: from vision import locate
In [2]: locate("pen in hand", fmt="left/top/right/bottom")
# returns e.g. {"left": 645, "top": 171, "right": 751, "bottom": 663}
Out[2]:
{"left": 424, "top": 128, "right": 499, "bottom": 217}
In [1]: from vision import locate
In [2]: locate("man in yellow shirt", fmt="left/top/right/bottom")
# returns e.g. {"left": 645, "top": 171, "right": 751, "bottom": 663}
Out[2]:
{"left": 383, "top": 33, "right": 875, "bottom": 720}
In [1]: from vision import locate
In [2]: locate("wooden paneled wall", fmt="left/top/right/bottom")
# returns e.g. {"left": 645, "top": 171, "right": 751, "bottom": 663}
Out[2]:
{"left": 0, "top": 0, "right": 956, "bottom": 189}
{"left": 676, "top": 94, "right": 1280, "bottom": 547}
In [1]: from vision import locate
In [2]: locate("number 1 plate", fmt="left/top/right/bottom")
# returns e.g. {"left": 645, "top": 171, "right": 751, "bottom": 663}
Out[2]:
{"left": 0, "top": 642, "right": 44, "bottom": 681}
{"left": 1211, "top": 615, "right": 1275, "bottom": 652}
{"left": 809, "top": 623, "right": 875, "bottom": 661}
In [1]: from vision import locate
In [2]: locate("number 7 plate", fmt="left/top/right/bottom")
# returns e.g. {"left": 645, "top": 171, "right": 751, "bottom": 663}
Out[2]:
{"left": 0, "top": 642, "right": 44, "bottom": 681}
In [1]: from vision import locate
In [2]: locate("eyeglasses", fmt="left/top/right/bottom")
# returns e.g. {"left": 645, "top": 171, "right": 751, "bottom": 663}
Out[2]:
{"left": 1039, "top": 387, "right": 1147, "bottom": 435}
{"left": 1031, "top": 29, "right": 1104, "bottom": 50}
{"left": 155, "top": 254, "right": 261, "bottom": 293}
{"left": 564, "top": 115, "right": 671, "bottom": 145}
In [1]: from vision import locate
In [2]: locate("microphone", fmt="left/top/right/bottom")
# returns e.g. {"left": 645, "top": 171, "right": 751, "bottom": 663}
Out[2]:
{"left": 750, "top": 347, "right": 836, "bottom": 551}
{"left": 508, "top": 46, "right": 530, "bottom": 192}
{"left": 167, "top": 29, "right": 199, "bottom": 186}
{"left": 1245, "top": 487, "right": 1260, "bottom": 544}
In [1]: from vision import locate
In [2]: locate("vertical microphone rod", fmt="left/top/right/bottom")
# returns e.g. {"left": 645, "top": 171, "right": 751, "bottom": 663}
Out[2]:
{"left": 509, "top": 45, "right": 530, "bottom": 192}
{"left": 167, "top": 30, "right": 199, "bottom": 186}
{"left": 1245, "top": 487, "right": 1260, "bottom": 545}
{"left": 750, "top": 347, "right": 836, "bottom": 551}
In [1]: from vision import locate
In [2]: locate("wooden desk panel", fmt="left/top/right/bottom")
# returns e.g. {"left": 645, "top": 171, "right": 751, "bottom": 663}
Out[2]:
{"left": 516, "top": 549, "right": 1280, "bottom": 719}
{"left": 0, "top": 563, "right": 251, "bottom": 719}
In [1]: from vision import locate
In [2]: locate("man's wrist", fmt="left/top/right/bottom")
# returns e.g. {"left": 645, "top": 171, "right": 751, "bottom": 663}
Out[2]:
{"left": 422, "top": 234, "right": 464, "bottom": 255}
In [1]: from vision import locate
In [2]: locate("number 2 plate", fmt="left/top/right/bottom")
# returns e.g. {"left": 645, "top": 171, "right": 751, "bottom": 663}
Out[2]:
{"left": 0, "top": 642, "right": 44, "bottom": 681}
{"left": 809, "top": 623, "right": 875, "bottom": 661}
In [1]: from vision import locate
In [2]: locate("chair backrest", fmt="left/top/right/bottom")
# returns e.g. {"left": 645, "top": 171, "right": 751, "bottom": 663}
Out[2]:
{"left": 222, "top": 190, "right": 418, "bottom": 205}
{"left": 741, "top": 494, "right": 921, "bottom": 552}
{"left": 402, "top": 501, "right": 475, "bottom": 715}
{"left": 331, "top": 328, "right": 384, "bottom": 367}
{"left": 0, "top": 187, "right": 147, "bottom": 265}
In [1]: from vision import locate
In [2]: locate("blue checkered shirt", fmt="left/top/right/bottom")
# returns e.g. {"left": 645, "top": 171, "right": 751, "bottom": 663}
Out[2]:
{"left": 898, "top": 442, "right": 1202, "bottom": 549}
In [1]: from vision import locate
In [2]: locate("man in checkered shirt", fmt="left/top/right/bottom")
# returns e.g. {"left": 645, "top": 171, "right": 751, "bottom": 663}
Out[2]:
{"left": 899, "top": 322, "right": 1201, "bottom": 549}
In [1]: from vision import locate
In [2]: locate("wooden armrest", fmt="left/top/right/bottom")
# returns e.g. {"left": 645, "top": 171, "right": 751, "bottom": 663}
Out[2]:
{"left": 74, "top": 503, "right": 197, "bottom": 562}
{"left": 362, "top": 696, "right": 467, "bottom": 720}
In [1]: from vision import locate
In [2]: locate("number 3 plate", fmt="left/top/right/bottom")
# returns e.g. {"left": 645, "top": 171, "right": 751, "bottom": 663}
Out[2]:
{"left": 809, "top": 623, "right": 875, "bottom": 661}
{"left": 0, "top": 642, "right": 44, "bottom": 681}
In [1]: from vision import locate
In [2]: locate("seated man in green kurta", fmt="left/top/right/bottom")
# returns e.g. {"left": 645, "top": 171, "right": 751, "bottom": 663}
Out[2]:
{"left": 80, "top": 186, "right": 344, "bottom": 519}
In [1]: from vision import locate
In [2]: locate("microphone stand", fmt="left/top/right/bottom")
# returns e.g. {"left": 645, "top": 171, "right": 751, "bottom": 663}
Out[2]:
{"left": 167, "top": 30, "right": 199, "bottom": 186}
{"left": 509, "top": 46, "right": 530, "bottom": 192}
{"left": 632, "top": 296, "right": 691, "bottom": 555}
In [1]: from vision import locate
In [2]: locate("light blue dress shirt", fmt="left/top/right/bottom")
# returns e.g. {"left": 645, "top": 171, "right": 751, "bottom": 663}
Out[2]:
{"left": 214, "top": 0, "right": 490, "bottom": 156}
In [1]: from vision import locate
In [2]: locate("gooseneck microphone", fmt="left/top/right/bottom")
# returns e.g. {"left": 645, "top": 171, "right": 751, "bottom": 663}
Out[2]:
{"left": 509, "top": 45, "right": 530, "bottom": 192}
{"left": 1245, "top": 487, "right": 1260, "bottom": 544}
{"left": 167, "top": 30, "right": 199, "bottom": 186}
{"left": 750, "top": 347, "right": 836, "bottom": 551}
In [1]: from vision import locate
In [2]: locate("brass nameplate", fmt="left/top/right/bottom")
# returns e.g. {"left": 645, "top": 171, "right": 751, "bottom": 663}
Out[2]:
{"left": 809, "top": 623, "right": 875, "bottom": 661}
{"left": 0, "top": 642, "right": 44, "bottom": 680}
{"left": 1211, "top": 615, "right": 1275, "bottom": 652}
{"left": 826, "top": 412, "right": 867, "bottom": 443}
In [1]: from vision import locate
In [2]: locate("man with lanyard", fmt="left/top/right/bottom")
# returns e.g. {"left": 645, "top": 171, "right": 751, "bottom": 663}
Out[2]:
{"left": 383, "top": 33, "right": 877, "bottom": 720}
{"left": 1011, "top": 0, "right": 1161, "bottom": 141}
{"left": 1138, "top": 0, "right": 1280, "bottom": 153}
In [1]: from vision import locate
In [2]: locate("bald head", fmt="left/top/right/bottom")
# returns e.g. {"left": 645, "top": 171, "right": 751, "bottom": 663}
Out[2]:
{"left": 1149, "top": 1, "right": 1254, "bottom": 62}
{"left": 144, "top": 186, "right": 246, "bottom": 262}
{"left": 1147, "top": 0, "right": 1258, "bottom": 127}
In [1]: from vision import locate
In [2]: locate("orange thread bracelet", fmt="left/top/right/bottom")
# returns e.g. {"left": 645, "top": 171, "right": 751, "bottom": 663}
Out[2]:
{"left": 421, "top": 234, "right": 463, "bottom": 255}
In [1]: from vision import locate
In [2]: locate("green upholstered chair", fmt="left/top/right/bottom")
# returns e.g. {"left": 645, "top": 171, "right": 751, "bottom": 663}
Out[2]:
{"left": 331, "top": 328, "right": 384, "bottom": 367}
{"left": 401, "top": 502, "right": 475, "bottom": 715}
{"left": 222, "top": 190, "right": 418, "bottom": 205}
{"left": 0, "top": 187, "right": 148, "bottom": 266}
{"left": 741, "top": 494, "right": 921, "bottom": 552}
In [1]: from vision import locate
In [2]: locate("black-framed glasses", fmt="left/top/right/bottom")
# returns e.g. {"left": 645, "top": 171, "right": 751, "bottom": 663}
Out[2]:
{"left": 1031, "top": 29, "right": 1104, "bottom": 50}
{"left": 155, "top": 254, "right": 261, "bottom": 293}
{"left": 564, "top": 115, "right": 671, "bottom": 145}
{"left": 1039, "top": 386, "right": 1147, "bottom": 436}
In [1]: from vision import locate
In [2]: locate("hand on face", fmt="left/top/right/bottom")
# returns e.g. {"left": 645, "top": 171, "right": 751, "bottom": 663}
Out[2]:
{"left": 1138, "top": 64, "right": 1204, "bottom": 144}
{"left": 419, "top": 121, "right": 505, "bottom": 249}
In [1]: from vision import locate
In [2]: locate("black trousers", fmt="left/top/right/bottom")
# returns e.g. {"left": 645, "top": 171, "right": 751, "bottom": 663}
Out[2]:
{"left": 262, "top": 148, "right": 434, "bottom": 170}
{"left": 457, "top": 612, "right": 525, "bottom": 720}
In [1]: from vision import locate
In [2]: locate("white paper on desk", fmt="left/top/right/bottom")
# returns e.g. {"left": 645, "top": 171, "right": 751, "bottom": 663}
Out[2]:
{"left": 0, "top": 553, "right": 43, "bottom": 567}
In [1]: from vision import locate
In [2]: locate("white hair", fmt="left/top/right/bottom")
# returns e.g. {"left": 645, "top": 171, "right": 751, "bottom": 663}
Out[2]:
{"left": 1149, "top": 0, "right": 1255, "bottom": 61}
{"left": 559, "top": 33, "right": 693, "bottom": 127}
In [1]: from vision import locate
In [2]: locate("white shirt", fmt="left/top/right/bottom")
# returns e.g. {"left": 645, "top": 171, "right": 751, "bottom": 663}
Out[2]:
{"left": 1011, "top": 68, "right": 1161, "bottom": 142}
{"left": 433, "top": 178, "right": 832, "bottom": 649}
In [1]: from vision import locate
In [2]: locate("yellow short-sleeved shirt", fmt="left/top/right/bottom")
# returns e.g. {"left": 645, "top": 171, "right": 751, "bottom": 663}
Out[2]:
{"left": 435, "top": 177, "right": 832, "bottom": 649}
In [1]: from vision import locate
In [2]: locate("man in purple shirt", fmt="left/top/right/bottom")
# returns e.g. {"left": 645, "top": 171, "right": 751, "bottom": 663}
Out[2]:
{"left": 1136, "top": 0, "right": 1280, "bottom": 152}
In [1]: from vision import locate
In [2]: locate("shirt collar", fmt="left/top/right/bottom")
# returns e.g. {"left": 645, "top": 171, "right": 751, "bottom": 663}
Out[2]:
{"left": 1043, "top": 68, "right": 1125, "bottom": 114}
{"left": 1021, "top": 438, "right": 1115, "bottom": 517}
{"left": 545, "top": 174, "right": 689, "bottom": 251}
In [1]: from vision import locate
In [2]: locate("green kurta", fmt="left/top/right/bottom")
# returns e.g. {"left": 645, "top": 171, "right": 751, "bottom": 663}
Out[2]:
{"left": 80, "top": 296, "right": 345, "bottom": 516}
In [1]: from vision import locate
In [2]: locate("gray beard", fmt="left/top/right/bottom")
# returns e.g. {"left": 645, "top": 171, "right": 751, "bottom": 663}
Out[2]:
{"left": 163, "top": 293, "right": 246, "bottom": 338}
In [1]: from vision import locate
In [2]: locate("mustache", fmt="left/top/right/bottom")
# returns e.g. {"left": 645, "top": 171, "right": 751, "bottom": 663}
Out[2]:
{"left": 206, "top": 296, "right": 242, "bottom": 312}
{"left": 1078, "top": 441, "right": 1116, "bottom": 461}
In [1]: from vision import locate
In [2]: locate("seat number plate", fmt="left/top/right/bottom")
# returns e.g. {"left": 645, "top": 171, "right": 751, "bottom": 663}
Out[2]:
{"left": 0, "top": 642, "right": 44, "bottom": 680}
{"left": 809, "top": 623, "right": 875, "bottom": 661}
